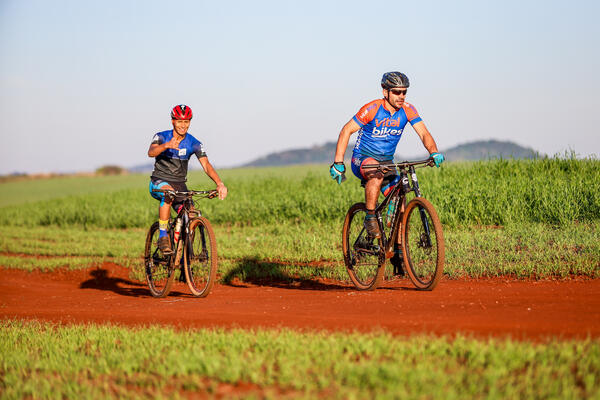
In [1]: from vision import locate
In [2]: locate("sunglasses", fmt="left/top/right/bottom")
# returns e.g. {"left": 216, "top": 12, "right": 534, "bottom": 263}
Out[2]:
{"left": 389, "top": 89, "right": 407, "bottom": 96}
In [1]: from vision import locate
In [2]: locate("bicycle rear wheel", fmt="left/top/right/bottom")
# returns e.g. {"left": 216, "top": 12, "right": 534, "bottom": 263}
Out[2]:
{"left": 144, "top": 222, "right": 175, "bottom": 298}
{"left": 342, "top": 202, "right": 385, "bottom": 290}
{"left": 401, "top": 197, "right": 444, "bottom": 290}
{"left": 184, "top": 217, "right": 218, "bottom": 297}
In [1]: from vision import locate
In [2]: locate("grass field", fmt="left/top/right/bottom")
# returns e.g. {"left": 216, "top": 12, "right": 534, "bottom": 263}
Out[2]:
{"left": 0, "top": 158, "right": 598, "bottom": 280}
{"left": 1, "top": 158, "right": 599, "bottom": 399}
{"left": 2, "top": 320, "right": 598, "bottom": 399}
{"left": 1, "top": 157, "right": 599, "bottom": 229}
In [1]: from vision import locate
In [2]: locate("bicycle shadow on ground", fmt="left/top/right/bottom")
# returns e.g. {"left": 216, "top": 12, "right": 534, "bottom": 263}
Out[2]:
{"left": 221, "top": 257, "right": 353, "bottom": 291}
{"left": 79, "top": 268, "right": 193, "bottom": 298}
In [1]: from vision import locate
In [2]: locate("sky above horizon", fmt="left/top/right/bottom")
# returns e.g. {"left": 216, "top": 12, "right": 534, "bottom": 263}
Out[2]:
{"left": 1, "top": 0, "right": 599, "bottom": 174}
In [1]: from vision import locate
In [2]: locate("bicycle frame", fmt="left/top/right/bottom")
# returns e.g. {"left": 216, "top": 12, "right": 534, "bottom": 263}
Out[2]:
{"left": 153, "top": 189, "right": 217, "bottom": 268}
{"left": 363, "top": 159, "right": 434, "bottom": 257}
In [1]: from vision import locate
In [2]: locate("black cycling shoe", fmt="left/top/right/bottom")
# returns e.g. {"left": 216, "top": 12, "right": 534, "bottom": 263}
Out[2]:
{"left": 158, "top": 236, "right": 172, "bottom": 255}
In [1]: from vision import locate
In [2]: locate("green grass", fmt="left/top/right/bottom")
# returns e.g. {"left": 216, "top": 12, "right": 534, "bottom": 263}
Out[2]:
{"left": 1, "top": 320, "right": 598, "bottom": 399}
{"left": 0, "top": 173, "right": 149, "bottom": 208}
{"left": 0, "top": 158, "right": 598, "bottom": 281}
{"left": 0, "top": 158, "right": 599, "bottom": 229}
{"left": 1, "top": 222, "right": 598, "bottom": 280}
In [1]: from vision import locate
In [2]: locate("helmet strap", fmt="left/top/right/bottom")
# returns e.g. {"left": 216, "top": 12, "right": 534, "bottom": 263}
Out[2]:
{"left": 383, "top": 91, "right": 400, "bottom": 112}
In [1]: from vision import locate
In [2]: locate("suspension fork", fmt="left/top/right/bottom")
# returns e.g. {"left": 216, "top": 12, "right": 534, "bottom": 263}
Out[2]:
{"left": 408, "top": 165, "right": 433, "bottom": 247}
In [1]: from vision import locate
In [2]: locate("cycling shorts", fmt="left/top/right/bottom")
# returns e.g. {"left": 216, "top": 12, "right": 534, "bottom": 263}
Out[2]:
{"left": 351, "top": 156, "right": 400, "bottom": 196}
{"left": 149, "top": 179, "right": 188, "bottom": 208}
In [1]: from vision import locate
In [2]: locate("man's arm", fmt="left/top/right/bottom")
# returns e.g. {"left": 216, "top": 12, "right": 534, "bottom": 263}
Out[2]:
{"left": 334, "top": 119, "right": 361, "bottom": 162}
{"left": 412, "top": 121, "right": 439, "bottom": 154}
{"left": 198, "top": 157, "right": 228, "bottom": 200}
{"left": 148, "top": 137, "right": 178, "bottom": 157}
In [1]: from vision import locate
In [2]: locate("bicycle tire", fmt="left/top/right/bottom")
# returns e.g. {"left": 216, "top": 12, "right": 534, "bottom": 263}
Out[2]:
{"left": 184, "top": 217, "right": 218, "bottom": 297}
{"left": 401, "top": 197, "right": 445, "bottom": 290}
{"left": 144, "top": 221, "right": 175, "bottom": 298}
{"left": 342, "top": 202, "right": 385, "bottom": 290}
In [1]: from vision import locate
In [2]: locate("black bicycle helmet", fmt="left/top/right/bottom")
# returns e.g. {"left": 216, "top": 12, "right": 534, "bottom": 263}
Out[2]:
{"left": 381, "top": 72, "right": 410, "bottom": 89}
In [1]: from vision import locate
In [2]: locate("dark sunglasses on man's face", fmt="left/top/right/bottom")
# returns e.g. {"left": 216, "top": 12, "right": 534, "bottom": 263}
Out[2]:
{"left": 390, "top": 89, "right": 407, "bottom": 96}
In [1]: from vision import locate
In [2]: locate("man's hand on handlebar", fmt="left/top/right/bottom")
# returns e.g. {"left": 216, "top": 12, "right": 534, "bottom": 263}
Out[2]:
{"left": 430, "top": 152, "right": 445, "bottom": 168}
{"left": 216, "top": 182, "right": 228, "bottom": 200}
{"left": 329, "top": 162, "right": 347, "bottom": 184}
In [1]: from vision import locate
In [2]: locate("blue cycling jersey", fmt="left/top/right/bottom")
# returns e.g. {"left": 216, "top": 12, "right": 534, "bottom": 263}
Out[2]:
{"left": 150, "top": 130, "right": 207, "bottom": 183}
{"left": 351, "top": 99, "right": 423, "bottom": 161}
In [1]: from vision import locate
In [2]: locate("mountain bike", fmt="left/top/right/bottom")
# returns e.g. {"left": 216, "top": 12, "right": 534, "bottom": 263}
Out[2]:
{"left": 342, "top": 158, "right": 445, "bottom": 291}
{"left": 144, "top": 189, "right": 218, "bottom": 298}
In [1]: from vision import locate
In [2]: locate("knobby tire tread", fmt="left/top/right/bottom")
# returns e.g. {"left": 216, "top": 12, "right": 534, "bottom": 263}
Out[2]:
{"left": 184, "top": 217, "right": 218, "bottom": 297}
{"left": 144, "top": 221, "right": 175, "bottom": 298}
{"left": 401, "top": 197, "right": 445, "bottom": 290}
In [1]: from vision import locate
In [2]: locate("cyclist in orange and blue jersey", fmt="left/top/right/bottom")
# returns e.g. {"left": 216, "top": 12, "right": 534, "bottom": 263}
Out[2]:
{"left": 148, "top": 104, "right": 228, "bottom": 254}
{"left": 330, "top": 72, "right": 444, "bottom": 243}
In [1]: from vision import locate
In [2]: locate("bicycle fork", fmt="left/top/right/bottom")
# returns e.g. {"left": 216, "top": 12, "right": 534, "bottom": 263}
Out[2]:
{"left": 409, "top": 166, "right": 433, "bottom": 248}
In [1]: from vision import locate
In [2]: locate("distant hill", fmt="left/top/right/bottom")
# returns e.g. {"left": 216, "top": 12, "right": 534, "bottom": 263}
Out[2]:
{"left": 444, "top": 140, "right": 538, "bottom": 161}
{"left": 241, "top": 142, "right": 352, "bottom": 168}
{"left": 241, "top": 139, "right": 538, "bottom": 167}
{"left": 127, "top": 139, "right": 538, "bottom": 172}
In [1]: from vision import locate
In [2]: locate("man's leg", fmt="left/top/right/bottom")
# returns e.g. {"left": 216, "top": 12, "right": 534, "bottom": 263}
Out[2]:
{"left": 157, "top": 185, "right": 174, "bottom": 254}
{"left": 361, "top": 160, "right": 384, "bottom": 238}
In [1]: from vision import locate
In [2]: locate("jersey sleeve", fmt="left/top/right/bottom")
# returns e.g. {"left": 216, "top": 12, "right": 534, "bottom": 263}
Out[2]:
{"left": 193, "top": 140, "right": 207, "bottom": 158}
{"left": 352, "top": 100, "right": 381, "bottom": 127}
{"left": 151, "top": 132, "right": 164, "bottom": 145}
{"left": 404, "top": 103, "right": 423, "bottom": 125}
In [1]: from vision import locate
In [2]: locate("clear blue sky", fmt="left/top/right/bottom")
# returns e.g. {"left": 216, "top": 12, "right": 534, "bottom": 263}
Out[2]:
{"left": 1, "top": 0, "right": 599, "bottom": 174}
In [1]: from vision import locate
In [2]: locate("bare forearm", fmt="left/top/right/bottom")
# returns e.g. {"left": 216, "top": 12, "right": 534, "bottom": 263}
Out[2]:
{"left": 413, "top": 122, "right": 439, "bottom": 154}
{"left": 207, "top": 168, "right": 224, "bottom": 186}
{"left": 422, "top": 134, "right": 439, "bottom": 154}
{"left": 148, "top": 143, "right": 168, "bottom": 157}
{"left": 334, "top": 133, "right": 351, "bottom": 162}
{"left": 202, "top": 160, "right": 224, "bottom": 186}
{"left": 334, "top": 120, "right": 359, "bottom": 162}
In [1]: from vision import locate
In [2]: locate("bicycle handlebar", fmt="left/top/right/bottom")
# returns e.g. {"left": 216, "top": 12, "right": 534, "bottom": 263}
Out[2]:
{"left": 361, "top": 158, "right": 434, "bottom": 171}
{"left": 152, "top": 189, "right": 219, "bottom": 199}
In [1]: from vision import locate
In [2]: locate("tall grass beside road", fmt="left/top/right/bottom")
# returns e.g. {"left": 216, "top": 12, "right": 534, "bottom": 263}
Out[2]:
{"left": 0, "top": 157, "right": 598, "bottom": 229}
{"left": 2, "top": 320, "right": 599, "bottom": 399}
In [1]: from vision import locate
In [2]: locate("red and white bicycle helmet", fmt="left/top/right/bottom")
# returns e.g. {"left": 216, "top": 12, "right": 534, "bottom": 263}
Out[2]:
{"left": 170, "top": 104, "right": 193, "bottom": 120}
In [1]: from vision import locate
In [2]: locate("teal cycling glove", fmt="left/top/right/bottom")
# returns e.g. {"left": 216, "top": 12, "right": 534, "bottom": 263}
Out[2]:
{"left": 430, "top": 152, "right": 445, "bottom": 168}
{"left": 329, "top": 162, "right": 347, "bottom": 184}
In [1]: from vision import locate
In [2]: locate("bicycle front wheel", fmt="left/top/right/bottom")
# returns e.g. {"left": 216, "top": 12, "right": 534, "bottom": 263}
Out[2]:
{"left": 401, "top": 197, "right": 445, "bottom": 290}
{"left": 184, "top": 217, "right": 218, "bottom": 297}
{"left": 144, "top": 222, "right": 175, "bottom": 298}
{"left": 342, "top": 202, "right": 385, "bottom": 290}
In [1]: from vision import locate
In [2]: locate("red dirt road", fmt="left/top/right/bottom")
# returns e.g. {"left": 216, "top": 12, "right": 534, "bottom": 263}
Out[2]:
{"left": 1, "top": 264, "right": 599, "bottom": 340}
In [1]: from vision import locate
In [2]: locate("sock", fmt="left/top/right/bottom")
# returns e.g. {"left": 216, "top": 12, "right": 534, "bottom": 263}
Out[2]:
{"left": 158, "top": 219, "right": 168, "bottom": 238}
{"left": 366, "top": 209, "right": 376, "bottom": 218}
{"left": 395, "top": 245, "right": 402, "bottom": 256}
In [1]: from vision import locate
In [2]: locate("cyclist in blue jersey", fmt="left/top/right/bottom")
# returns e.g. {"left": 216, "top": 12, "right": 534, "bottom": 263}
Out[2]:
{"left": 148, "top": 104, "right": 228, "bottom": 254}
{"left": 330, "top": 72, "right": 444, "bottom": 258}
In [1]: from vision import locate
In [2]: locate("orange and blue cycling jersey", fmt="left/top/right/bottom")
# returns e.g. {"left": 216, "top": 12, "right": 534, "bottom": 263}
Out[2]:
{"left": 351, "top": 99, "right": 422, "bottom": 161}
{"left": 350, "top": 99, "right": 422, "bottom": 194}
